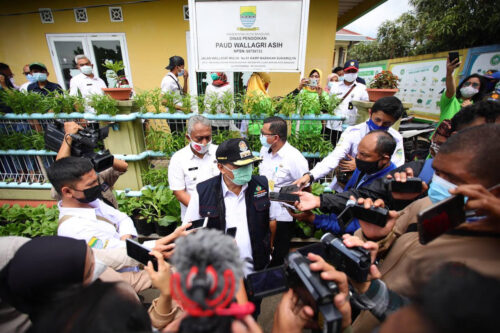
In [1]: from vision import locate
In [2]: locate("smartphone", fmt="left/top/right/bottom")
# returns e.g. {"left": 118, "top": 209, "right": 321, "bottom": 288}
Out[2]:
{"left": 226, "top": 227, "right": 237, "bottom": 238}
{"left": 186, "top": 217, "right": 208, "bottom": 231}
{"left": 126, "top": 238, "right": 158, "bottom": 270}
{"left": 417, "top": 194, "right": 465, "bottom": 245}
{"left": 280, "top": 184, "right": 300, "bottom": 194}
{"left": 389, "top": 178, "right": 423, "bottom": 193}
{"left": 245, "top": 266, "right": 288, "bottom": 298}
{"left": 449, "top": 51, "right": 459, "bottom": 64}
{"left": 269, "top": 192, "right": 300, "bottom": 204}
{"left": 341, "top": 204, "right": 389, "bottom": 228}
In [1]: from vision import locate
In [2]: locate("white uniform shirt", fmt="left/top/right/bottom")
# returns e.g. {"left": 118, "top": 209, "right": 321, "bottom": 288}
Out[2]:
{"left": 183, "top": 179, "right": 254, "bottom": 276}
{"left": 161, "top": 72, "right": 181, "bottom": 93}
{"left": 204, "top": 84, "right": 234, "bottom": 127}
{"left": 168, "top": 144, "right": 220, "bottom": 219}
{"left": 19, "top": 81, "right": 30, "bottom": 92}
{"left": 57, "top": 199, "right": 139, "bottom": 249}
{"left": 310, "top": 121, "right": 405, "bottom": 182}
{"left": 328, "top": 82, "right": 369, "bottom": 130}
{"left": 259, "top": 142, "right": 309, "bottom": 221}
{"left": 69, "top": 73, "right": 107, "bottom": 113}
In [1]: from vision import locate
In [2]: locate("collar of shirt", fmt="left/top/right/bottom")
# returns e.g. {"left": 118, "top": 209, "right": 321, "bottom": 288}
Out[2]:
{"left": 220, "top": 176, "right": 248, "bottom": 198}
{"left": 58, "top": 199, "right": 102, "bottom": 220}
{"left": 77, "top": 73, "right": 101, "bottom": 82}
{"left": 167, "top": 72, "right": 179, "bottom": 82}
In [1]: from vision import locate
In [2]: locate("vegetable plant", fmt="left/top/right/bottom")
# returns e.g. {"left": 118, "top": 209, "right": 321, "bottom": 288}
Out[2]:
{"left": 0, "top": 204, "right": 59, "bottom": 237}
{"left": 88, "top": 93, "right": 119, "bottom": 116}
{"left": 141, "top": 166, "right": 168, "bottom": 187}
{"left": 137, "top": 185, "right": 181, "bottom": 227}
{"left": 369, "top": 70, "right": 400, "bottom": 89}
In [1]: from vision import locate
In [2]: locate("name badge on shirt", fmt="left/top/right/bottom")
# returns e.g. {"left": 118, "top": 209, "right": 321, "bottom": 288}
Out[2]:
{"left": 254, "top": 185, "right": 268, "bottom": 198}
{"left": 188, "top": 167, "right": 198, "bottom": 171}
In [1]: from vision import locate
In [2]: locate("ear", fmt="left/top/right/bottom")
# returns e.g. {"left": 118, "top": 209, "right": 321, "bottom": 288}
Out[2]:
{"left": 60, "top": 185, "right": 73, "bottom": 199}
{"left": 185, "top": 133, "right": 190, "bottom": 141}
{"left": 217, "top": 163, "right": 224, "bottom": 172}
{"left": 368, "top": 108, "right": 372, "bottom": 116}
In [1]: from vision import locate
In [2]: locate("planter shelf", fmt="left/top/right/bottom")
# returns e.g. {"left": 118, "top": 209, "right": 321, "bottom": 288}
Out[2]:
{"left": 102, "top": 88, "right": 133, "bottom": 100}
{"left": 366, "top": 88, "right": 399, "bottom": 102}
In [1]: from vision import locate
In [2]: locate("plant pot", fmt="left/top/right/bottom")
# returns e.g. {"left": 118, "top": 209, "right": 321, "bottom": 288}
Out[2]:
{"left": 102, "top": 88, "right": 133, "bottom": 100}
{"left": 154, "top": 221, "right": 177, "bottom": 236}
{"left": 366, "top": 88, "right": 399, "bottom": 102}
{"left": 133, "top": 217, "right": 155, "bottom": 236}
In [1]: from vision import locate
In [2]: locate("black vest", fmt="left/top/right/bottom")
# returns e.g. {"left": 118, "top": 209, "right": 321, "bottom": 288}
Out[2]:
{"left": 196, "top": 174, "right": 271, "bottom": 271}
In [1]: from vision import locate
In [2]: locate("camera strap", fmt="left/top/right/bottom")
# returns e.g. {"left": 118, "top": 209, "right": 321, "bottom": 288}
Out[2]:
{"left": 339, "top": 84, "right": 357, "bottom": 104}
{"left": 58, "top": 215, "right": 118, "bottom": 232}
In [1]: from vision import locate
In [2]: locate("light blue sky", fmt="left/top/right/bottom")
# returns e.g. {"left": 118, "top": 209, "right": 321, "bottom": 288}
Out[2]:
{"left": 344, "top": 0, "right": 411, "bottom": 38}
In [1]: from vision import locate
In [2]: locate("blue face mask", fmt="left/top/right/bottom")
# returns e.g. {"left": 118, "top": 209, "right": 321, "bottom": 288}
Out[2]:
{"left": 177, "top": 69, "right": 185, "bottom": 77}
{"left": 367, "top": 118, "right": 390, "bottom": 131}
{"left": 428, "top": 174, "right": 457, "bottom": 204}
{"left": 32, "top": 72, "right": 47, "bottom": 82}
{"left": 260, "top": 134, "right": 272, "bottom": 148}
{"left": 26, "top": 74, "right": 36, "bottom": 83}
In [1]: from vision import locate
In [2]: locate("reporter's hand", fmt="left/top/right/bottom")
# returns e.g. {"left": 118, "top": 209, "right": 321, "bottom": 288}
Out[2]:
{"left": 153, "top": 223, "right": 192, "bottom": 258}
{"left": 450, "top": 184, "right": 500, "bottom": 220}
{"left": 64, "top": 121, "right": 83, "bottom": 135}
{"left": 352, "top": 196, "right": 398, "bottom": 240}
{"left": 287, "top": 208, "right": 315, "bottom": 224}
{"left": 144, "top": 250, "right": 171, "bottom": 296}
{"left": 183, "top": 69, "right": 189, "bottom": 79}
{"left": 341, "top": 235, "right": 382, "bottom": 294}
{"left": 446, "top": 57, "right": 460, "bottom": 75}
{"left": 386, "top": 167, "right": 428, "bottom": 200}
{"left": 339, "top": 155, "right": 356, "bottom": 172}
{"left": 292, "top": 174, "right": 310, "bottom": 188}
{"left": 294, "top": 191, "right": 321, "bottom": 211}
{"left": 298, "top": 78, "right": 308, "bottom": 90}
{"left": 272, "top": 289, "right": 315, "bottom": 333}
{"left": 308, "top": 253, "right": 352, "bottom": 330}
{"left": 232, "top": 315, "right": 263, "bottom": 333}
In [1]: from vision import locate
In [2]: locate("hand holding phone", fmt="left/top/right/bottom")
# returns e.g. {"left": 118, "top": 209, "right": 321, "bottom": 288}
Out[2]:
{"left": 448, "top": 51, "right": 459, "bottom": 65}
{"left": 269, "top": 192, "right": 300, "bottom": 204}
{"left": 126, "top": 238, "right": 159, "bottom": 270}
{"left": 186, "top": 217, "right": 208, "bottom": 231}
{"left": 389, "top": 177, "right": 424, "bottom": 193}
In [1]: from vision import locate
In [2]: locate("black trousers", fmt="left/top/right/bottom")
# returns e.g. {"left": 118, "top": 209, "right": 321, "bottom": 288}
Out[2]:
{"left": 322, "top": 127, "right": 343, "bottom": 147}
{"left": 269, "top": 221, "right": 294, "bottom": 267}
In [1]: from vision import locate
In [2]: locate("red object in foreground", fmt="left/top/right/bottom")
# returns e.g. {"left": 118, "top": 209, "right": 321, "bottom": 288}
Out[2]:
{"left": 102, "top": 88, "right": 133, "bottom": 100}
{"left": 366, "top": 88, "right": 399, "bottom": 102}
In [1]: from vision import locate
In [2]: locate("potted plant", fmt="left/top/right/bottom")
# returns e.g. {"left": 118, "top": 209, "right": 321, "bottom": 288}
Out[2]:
{"left": 138, "top": 186, "right": 180, "bottom": 236}
{"left": 101, "top": 60, "right": 133, "bottom": 100}
{"left": 366, "top": 70, "right": 400, "bottom": 102}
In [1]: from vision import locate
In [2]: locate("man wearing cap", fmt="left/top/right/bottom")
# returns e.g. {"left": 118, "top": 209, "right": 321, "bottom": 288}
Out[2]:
{"left": 326, "top": 59, "right": 369, "bottom": 144}
{"left": 161, "top": 55, "right": 189, "bottom": 131}
{"left": 183, "top": 138, "right": 271, "bottom": 276}
{"left": 27, "top": 62, "right": 62, "bottom": 96}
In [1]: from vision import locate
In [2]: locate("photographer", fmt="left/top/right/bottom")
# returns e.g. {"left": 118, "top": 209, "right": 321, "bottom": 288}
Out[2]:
{"left": 51, "top": 121, "right": 127, "bottom": 209}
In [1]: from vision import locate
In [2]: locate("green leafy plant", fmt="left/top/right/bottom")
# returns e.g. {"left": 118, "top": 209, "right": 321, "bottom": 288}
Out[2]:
{"left": 0, "top": 131, "right": 45, "bottom": 150}
{"left": 137, "top": 186, "right": 180, "bottom": 227}
{"left": 369, "top": 70, "right": 400, "bottom": 89}
{"left": 88, "top": 93, "right": 119, "bottom": 115}
{"left": 46, "top": 90, "right": 85, "bottom": 114}
{"left": 0, "top": 204, "right": 59, "bottom": 237}
{"left": 141, "top": 167, "right": 168, "bottom": 187}
{"left": 0, "top": 90, "right": 51, "bottom": 114}
{"left": 116, "top": 192, "right": 142, "bottom": 217}
{"left": 145, "top": 129, "right": 186, "bottom": 155}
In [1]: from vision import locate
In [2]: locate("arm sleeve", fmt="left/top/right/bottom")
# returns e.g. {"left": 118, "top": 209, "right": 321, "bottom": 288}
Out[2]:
{"left": 313, "top": 214, "right": 360, "bottom": 235}
{"left": 291, "top": 154, "right": 310, "bottom": 180}
{"left": 310, "top": 130, "right": 353, "bottom": 180}
{"left": 99, "top": 167, "right": 124, "bottom": 188}
{"left": 117, "top": 216, "right": 138, "bottom": 237}
{"left": 148, "top": 298, "right": 183, "bottom": 330}
{"left": 93, "top": 247, "right": 140, "bottom": 270}
{"left": 168, "top": 153, "right": 186, "bottom": 191}
{"left": 58, "top": 219, "right": 125, "bottom": 249}
{"left": 182, "top": 191, "right": 201, "bottom": 224}
{"left": 390, "top": 134, "right": 405, "bottom": 167}
{"left": 69, "top": 78, "right": 78, "bottom": 96}
{"left": 359, "top": 86, "right": 369, "bottom": 101}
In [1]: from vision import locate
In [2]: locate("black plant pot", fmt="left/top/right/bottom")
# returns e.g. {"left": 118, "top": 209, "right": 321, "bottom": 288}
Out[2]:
{"left": 133, "top": 217, "right": 155, "bottom": 236}
{"left": 154, "top": 221, "right": 177, "bottom": 237}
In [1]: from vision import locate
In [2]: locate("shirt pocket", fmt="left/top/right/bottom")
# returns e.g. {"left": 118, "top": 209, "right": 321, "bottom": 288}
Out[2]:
{"left": 253, "top": 197, "right": 270, "bottom": 212}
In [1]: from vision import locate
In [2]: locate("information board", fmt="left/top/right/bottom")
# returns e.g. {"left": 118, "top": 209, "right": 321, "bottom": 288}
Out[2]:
{"left": 189, "top": 0, "right": 309, "bottom": 72}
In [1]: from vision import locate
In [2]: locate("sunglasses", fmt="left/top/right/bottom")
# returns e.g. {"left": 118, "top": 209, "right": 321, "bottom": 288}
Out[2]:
{"left": 463, "top": 81, "right": 480, "bottom": 88}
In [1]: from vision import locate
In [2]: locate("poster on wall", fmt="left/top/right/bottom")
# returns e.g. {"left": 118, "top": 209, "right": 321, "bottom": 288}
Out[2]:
{"left": 188, "top": 0, "right": 309, "bottom": 72}
{"left": 390, "top": 58, "right": 448, "bottom": 119}
{"left": 464, "top": 49, "right": 500, "bottom": 77}
{"left": 359, "top": 60, "right": 388, "bottom": 86}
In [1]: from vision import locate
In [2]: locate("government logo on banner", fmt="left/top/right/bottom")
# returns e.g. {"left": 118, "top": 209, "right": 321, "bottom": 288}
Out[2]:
{"left": 238, "top": 6, "right": 259, "bottom": 31}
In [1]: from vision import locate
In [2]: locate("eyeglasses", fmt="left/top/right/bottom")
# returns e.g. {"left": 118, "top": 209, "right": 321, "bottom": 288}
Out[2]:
{"left": 463, "top": 81, "right": 480, "bottom": 88}
{"left": 260, "top": 132, "right": 276, "bottom": 136}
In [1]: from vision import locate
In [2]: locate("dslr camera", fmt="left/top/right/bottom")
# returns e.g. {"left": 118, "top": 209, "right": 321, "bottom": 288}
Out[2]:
{"left": 245, "top": 251, "right": 342, "bottom": 333}
{"left": 44, "top": 120, "right": 114, "bottom": 172}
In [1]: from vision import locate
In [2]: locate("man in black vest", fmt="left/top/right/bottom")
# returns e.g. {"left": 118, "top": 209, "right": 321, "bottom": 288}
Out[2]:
{"left": 183, "top": 138, "right": 271, "bottom": 276}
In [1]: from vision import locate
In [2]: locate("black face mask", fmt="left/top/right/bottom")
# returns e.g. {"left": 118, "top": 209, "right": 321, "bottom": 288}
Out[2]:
{"left": 74, "top": 184, "right": 103, "bottom": 203}
{"left": 355, "top": 157, "right": 382, "bottom": 174}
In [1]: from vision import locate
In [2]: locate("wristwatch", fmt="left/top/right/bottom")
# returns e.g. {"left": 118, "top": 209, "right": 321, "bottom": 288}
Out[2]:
{"left": 303, "top": 172, "right": 314, "bottom": 183}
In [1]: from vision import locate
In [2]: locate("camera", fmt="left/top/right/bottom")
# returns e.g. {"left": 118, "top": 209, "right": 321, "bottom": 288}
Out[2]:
{"left": 338, "top": 200, "right": 389, "bottom": 228}
{"left": 44, "top": 120, "right": 114, "bottom": 172}
{"left": 245, "top": 251, "right": 342, "bottom": 333}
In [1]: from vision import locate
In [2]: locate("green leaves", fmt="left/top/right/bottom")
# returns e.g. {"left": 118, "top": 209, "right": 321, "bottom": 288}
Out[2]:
{"left": 88, "top": 94, "right": 119, "bottom": 116}
{"left": 0, "top": 131, "right": 45, "bottom": 150}
{"left": 134, "top": 186, "right": 181, "bottom": 225}
{"left": 141, "top": 167, "right": 168, "bottom": 187}
{"left": 0, "top": 204, "right": 59, "bottom": 237}
{"left": 145, "top": 129, "right": 186, "bottom": 154}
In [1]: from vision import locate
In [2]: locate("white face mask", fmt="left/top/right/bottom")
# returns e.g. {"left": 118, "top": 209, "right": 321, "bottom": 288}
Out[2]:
{"left": 460, "top": 86, "right": 478, "bottom": 99}
{"left": 344, "top": 73, "right": 358, "bottom": 83}
{"left": 80, "top": 65, "right": 93, "bottom": 75}
{"left": 189, "top": 136, "right": 211, "bottom": 154}
{"left": 92, "top": 257, "right": 107, "bottom": 283}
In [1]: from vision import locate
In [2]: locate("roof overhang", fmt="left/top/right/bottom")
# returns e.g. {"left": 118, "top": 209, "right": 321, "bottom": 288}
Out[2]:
{"left": 337, "top": 0, "right": 387, "bottom": 29}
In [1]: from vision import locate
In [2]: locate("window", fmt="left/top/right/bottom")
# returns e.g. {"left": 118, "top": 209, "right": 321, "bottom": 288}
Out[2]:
{"left": 46, "top": 33, "right": 132, "bottom": 90}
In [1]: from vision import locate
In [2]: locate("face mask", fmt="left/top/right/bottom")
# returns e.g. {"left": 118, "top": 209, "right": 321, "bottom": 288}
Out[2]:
{"left": 189, "top": 137, "right": 211, "bottom": 154}
{"left": 428, "top": 174, "right": 457, "bottom": 204}
{"left": 367, "top": 118, "right": 389, "bottom": 131}
{"left": 32, "top": 72, "right": 47, "bottom": 82}
{"left": 344, "top": 73, "right": 358, "bottom": 83}
{"left": 80, "top": 65, "right": 93, "bottom": 75}
{"left": 355, "top": 157, "right": 382, "bottom": 174}
{"left": 460, "top": 86, "right": 478, "bottom": 99}
{"left": 91, "top": 257, "right": 107, "bottom": 283}
{"left": 328, "top": 81, "right": 335, "bottom": 89}
{"left": 223, "top": 164, "right": 253, "bottom": 186}
{"left": 260, "top": 134, "right": 272, "bottom": 148}
{"left": 75, "top": 184, "right": 103, "bottom": 203}
{"left": 177, "top": 69, "right": 185, "bottom": 77}
{"left": 338, "top": 76, "right": 344, "bottom": 82}
{"left": 309, "top": 78, "right": 318, "bottom": 87}
{"left": 26, "top": 74, "right": 36, "bottom": 83}
{"left": 211, "top": 73, "right": 219, "bottom": 81}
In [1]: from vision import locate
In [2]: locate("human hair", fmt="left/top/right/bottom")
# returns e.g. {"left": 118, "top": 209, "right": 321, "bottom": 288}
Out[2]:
{"left": 412, "top": 263, "right": 500, "bottom": 333}
{"left": 74, "top": 54, "right": 90, "bottom": 64}
{"left": 0, "top": 73, "right": 14, "bottom": 89}
{"left": 309, "top": 69, "right": 319, "bottom": 77}
{"left": 167, "top": 56, "right": 185, "bottom": 70}
{"left": 47, "top": 157, "right": 94, "bottom": 195}
{"left": 371, "top": 96, "right": 404, "bottom": 120}
{"left": 439, "top": 123, "right": 500, "bottom": 185}
{"left": 332, "top": 66, "right": 343, "bottom": 74}
{"left": 450, "top": 100, "right": 500, "bottom": 132}
{"left": 31, "top": 281, "right": 152, "bottom": 333}
{"left": 187, "top": 115, "right": 212, "bottom": 135}
{"left": 455, "top": 74, "right": 488, "bottom": 103}
{"left": 263, "top": 116, "right": 287, "bottom": 140}
{"left": 369, "top": 130, "right": 396, "bottom": 157}
{"left": 0, "top": 63, "right": 10, "bottom": 72}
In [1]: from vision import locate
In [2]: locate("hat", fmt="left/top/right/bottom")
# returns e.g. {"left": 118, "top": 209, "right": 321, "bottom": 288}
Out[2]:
{"left": 29, "top": 62, "right": 47, "bottom": 71}
{"left": 343, "top": 60, "right": 359, "bottom": 71}
{"left": 166, "top": 56, "right": 184, "bottom": 70}
{"left": 216, "top": 138, "right": 262, "bottom": 166}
